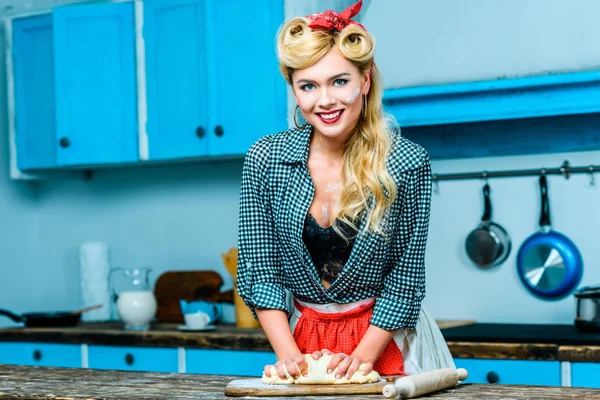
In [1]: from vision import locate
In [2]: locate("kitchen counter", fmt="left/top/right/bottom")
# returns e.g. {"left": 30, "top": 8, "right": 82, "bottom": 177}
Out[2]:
{"left": 1, "top": 364, "right": 600, "bottom": 399}
{"left": 443, "top": 323, "right": 600, "bottom": 362}
{"left": 0, "top": 321, "right": 599, "bottom": 362}
{"left": 0, "top": 320, "right": 474, "bottom": 350}
{"left": 0, "top": 322, "right": 271, "bottom": 350}
{"left": 441, "top": 323, "right": 600, "bottom": 346}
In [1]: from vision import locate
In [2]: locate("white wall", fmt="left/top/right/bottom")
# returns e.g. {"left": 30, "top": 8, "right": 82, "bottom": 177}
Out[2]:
{"left": 364, "top": 0, "right": 600, "bottom": 88}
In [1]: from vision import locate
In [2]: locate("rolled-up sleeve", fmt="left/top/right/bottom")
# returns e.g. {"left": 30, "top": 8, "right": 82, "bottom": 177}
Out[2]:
{"left": 371, "top": 158, "right": 432, "bottom": 331}
{"left": 236, "top": 137, "right": 288, "bottom": 319}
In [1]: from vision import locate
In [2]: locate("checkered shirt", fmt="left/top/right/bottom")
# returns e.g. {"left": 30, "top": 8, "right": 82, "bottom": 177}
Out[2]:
{"left": 236, "top": 123, "right": 432, "bottom": 331}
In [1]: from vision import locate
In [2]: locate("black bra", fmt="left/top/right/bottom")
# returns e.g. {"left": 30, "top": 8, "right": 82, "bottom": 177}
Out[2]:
{"left": 302, "top": 214, "right": 357, "bottom": 284}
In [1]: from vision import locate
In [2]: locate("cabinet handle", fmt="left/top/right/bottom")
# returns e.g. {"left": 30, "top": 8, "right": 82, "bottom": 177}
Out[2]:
{"left": 486, "top": 371, "right": 499, "bottom": 384}
{"left": 125, "top": 353, "right": 134, "bottom": 366}
{"left": 59, "top": 137, "right": 70, "bottom": 148}
{"left": 196, "top": 126, "right": 205, "bottom": 139}
{"left": 33, "top": 350, "right": 42, "bottom": 361}
{"left": 214, "top": 125, "right": 224, "bottom": 137}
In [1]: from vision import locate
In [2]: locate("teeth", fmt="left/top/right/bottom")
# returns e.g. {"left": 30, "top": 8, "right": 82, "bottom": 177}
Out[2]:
{"left": 320, "top": 110, "right": 341, "bottom": 119}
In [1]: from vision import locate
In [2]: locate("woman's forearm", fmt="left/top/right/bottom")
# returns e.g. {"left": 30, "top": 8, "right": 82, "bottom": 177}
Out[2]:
{"left": 351, "top": 324, "right": 396, "bottom": 364}
{"left": 255, "top": 308, "right": 300, "bottom": 360}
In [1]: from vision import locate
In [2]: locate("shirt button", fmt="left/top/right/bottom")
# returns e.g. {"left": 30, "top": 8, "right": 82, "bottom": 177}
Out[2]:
{"left": 415, "top": 290, "right": 423, "bottom": 297}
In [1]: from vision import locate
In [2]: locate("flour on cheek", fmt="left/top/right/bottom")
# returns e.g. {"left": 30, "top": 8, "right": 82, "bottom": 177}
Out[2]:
{"left": 345, "top": 87, "right": 361, "bottom": 104}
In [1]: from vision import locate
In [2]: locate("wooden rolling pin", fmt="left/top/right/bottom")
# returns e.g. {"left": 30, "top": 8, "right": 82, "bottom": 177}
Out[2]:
{"left": 382, "top": 368, "right": 468, "bottom": 399}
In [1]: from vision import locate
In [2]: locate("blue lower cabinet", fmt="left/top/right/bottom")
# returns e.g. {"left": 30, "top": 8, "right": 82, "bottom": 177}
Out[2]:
{"left": 0, "top": 342, "right": 81, "bottom": 368}
{"left": 186, "top": 349, "right": 276, "bottom": 376}
{"left": 87, "top": 345, "right": 178, "bottom": 373}
{"left": 454, "top": 359, "right": 561, "bottom": 386}
{"left": 571, "top": 362, "right": 600, "bottom": 388}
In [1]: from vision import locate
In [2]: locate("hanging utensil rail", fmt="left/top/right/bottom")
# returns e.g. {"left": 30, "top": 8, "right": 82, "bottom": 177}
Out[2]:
{"left": 432, "top": 160, "right": 599, "bottom": 181}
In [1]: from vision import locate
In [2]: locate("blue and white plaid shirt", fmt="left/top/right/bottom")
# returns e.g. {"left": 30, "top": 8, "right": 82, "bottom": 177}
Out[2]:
{"left": 236, "top": 124, "right": 432, "bottom": 331}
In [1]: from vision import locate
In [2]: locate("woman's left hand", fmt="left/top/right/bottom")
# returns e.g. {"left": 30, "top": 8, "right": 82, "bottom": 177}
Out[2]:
{"left": 311, "top": 348, "right": 374, "bottom": 380}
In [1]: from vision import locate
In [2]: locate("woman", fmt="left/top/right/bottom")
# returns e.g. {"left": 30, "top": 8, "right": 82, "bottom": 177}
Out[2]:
{"left": 236, "top": 0, "right": 454, "bottom": 382}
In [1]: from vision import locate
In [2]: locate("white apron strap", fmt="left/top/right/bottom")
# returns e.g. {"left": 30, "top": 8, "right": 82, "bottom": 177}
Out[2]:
{"left": 393, "top": 306, "right": 456, "bottom": 375}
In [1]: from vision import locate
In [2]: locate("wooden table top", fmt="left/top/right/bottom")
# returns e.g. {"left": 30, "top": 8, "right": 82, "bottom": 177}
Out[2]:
{"left": 1, "top": 364, "right": 600, "bottom": 399}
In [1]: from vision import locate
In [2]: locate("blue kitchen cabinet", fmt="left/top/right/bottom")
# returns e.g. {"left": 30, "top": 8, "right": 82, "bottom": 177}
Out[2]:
{"left": 11, "top": 14, "right": 57, "bottom": 171}
{"left": 87, "top": 345, "right": 179, "bottom": 373}
{"left": 0, "top": 342, "right": 81, "bottom": 368}
{"left": 53, "top": 1, "right": 139, "bottom": 166}
{"left": 9, "top": 0, "right": 286, "bottom": 174}
{"left": 571, "top": 362, "right": 600, "bottom": 388}
{"left": 186, "top": 349, "right": 276, "bottom": 376}
{"left": 454, "top": 358, "right": 561, "bottom": 386}
{"left": 204, "top": 0, "right": 287, "bottom": 157}
{"left": 143, "top": 0, "right": 210, "bottom": 160}
{"left": 142, "top": 0, "right": 287, "bottom": 161}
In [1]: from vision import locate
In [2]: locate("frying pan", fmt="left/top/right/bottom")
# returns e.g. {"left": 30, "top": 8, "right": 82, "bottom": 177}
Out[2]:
{"left": 465, "top": 183, "right": 511, "bottom": 268}
{"left": 0, "top": 304, "right": 101, "bottom": 328}
{"left": 516, "top": 175, "right": 583, "bottom": 299}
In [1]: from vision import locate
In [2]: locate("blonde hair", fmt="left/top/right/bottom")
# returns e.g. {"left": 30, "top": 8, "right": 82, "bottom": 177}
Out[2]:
{"left": 277, "top": 18, "right": 397, "bottom": 238}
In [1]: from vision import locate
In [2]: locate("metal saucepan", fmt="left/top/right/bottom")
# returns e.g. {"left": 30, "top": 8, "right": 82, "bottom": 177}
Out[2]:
{"left": 574, "top": 285, "right": 600, "bottom": 332}
{"left": 0, "top": 304, "right": 102, "bottom": 328}
{"left": 516, "top": 175, "right": 583, "bottom": 299}
{"left": 465, "top": 183, "right": 511, "bottom": 268}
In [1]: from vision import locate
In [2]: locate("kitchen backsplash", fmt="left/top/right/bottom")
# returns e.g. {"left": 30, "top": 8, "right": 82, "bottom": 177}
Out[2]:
{"left": 424, "top": 148, "right": 600, "bottom": 324}
{"left": 0, "top": 159, "right": 243, "bottom": 327}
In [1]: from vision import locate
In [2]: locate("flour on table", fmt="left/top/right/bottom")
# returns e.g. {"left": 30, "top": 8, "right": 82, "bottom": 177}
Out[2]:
{"left": 261, "top": 354, "right": 381, "bottom": 385}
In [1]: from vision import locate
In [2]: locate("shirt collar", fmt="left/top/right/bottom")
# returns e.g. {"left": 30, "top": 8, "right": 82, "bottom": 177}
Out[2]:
{"left": 280, "top": 123, "right": 313, "bottom": 164}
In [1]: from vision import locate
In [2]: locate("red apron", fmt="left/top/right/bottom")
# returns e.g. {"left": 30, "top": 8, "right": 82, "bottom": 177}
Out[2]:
{"left": 292, "top": 299, "right": 405, "bottom": 376}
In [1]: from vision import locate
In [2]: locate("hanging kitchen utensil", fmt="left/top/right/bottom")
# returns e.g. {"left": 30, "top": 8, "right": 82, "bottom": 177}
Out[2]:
{"left": 465, "top": 183, "right": 511, "bottom": 268}
{"left": 516, "top": 174, "right": 583, "bottom": 299}
{"left": 0, "top": 304, "right": 102, "bottom": 328}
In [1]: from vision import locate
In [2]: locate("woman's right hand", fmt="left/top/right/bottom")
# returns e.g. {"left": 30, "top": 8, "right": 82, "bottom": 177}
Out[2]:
{"left": 263, "top": 353, "right": 311, "bottom": 380}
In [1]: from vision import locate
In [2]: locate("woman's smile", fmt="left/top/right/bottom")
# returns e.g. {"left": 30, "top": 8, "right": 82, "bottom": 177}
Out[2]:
{"left": 316, "top": 109, "right": 344, "bottom": 124}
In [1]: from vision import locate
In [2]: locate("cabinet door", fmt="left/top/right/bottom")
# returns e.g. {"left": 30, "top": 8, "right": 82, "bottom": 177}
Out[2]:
{"left": 572, "top": 362, "right": 600, "bottom": 388}
{"left": 53, "top": 2, "right": 138, "bottom": 166}
{"left": 205, "top": 0, "right": 287, "bottom": 156}
{"left": 11, "top": 14, "right": 56, "bottom": 170}
{"left": 0, "top": 342, "right": 81, "bottom": 368}
{"left": 143, "top": 0, "right": 210, "bottom": 160}
{"left": 455, "top": 358, "right": 561, "bottom": 386}
{"left": 186, "top": 349, "right": 276, "bottom": 376}
{"left": 88, "top": 345, "right": 179, "bottom": 373}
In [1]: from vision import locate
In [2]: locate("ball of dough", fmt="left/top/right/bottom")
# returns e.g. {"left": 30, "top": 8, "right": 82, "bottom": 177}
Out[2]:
{"left": 261, "top": 354, "right": 381, "bottom": 385}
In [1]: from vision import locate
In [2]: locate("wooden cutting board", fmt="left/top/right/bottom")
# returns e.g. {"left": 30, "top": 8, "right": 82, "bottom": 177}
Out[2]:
{"left": 153, "top": 270, "right": 233, "bottom": 323}
{"left": 224, "top": 378, "right": 389, "bottom": 397}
